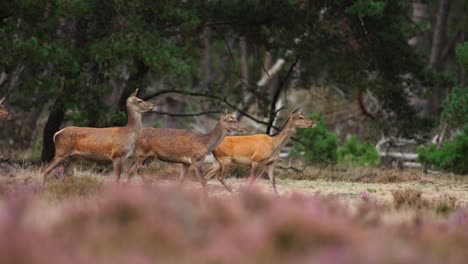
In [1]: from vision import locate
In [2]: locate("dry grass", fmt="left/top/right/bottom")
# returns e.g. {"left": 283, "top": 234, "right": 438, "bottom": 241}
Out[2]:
{"left": 1, "top": 160, "right": 468, "bottom": 222}
{"left": 279, "top": 164, "right": 424, "bottom": 183}
{"left": 392, "top": 189, "right": 459, "bottom": 215}
{"left": 392, "top": 189, "right": 426, "bottom": 209}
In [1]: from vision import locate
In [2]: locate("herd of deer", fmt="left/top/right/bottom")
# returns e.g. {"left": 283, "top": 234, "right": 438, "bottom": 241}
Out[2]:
{"left": 1, "top": 90, "right": 316, "bottom": 194}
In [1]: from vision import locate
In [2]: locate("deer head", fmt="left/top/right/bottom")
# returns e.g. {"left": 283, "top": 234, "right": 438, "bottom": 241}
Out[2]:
{"left": 126, "top": 89, "right": 158, "bottom": 113}
{"left": 0, "top": 97, "right": 14, "bottom": 120}
{"left": 221, "top": 109, "right": 248, "bottom": 133}
{"left": 291, "top": 107, "right": 316, "bottom": 128}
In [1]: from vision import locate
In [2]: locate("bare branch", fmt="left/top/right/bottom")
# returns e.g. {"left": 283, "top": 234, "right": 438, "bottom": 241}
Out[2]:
{"left": 154, "top": 110, "right": 223, "bottom": 117}
{"left": 143, "top": 89, "right": 275, "bottom": 128}
{"left": 201, "top": 20, "right": 236, "bottom": 27}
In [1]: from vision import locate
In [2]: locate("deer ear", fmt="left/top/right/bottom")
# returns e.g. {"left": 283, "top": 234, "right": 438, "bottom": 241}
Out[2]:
{"left": 129, "top": 88, "right": 139, "bottom": 98}
{"left": 0, "top": 97, "right": 5, "bottom": 105}
{"left": 292, "top": 107, "right": 301, "bottom": 114}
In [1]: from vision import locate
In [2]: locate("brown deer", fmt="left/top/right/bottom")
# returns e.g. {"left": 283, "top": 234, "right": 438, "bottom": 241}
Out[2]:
{"left": 127, "top": 110, "right": 247, "bottom": 190}
{"left": 42, "top": 89, "right": 157, "bottom": 185}
{"left": 206, "top": 108, "right": 316, "bottom": 194}
{"left": 0, "top": 97, "right": 14, "bottom": 120}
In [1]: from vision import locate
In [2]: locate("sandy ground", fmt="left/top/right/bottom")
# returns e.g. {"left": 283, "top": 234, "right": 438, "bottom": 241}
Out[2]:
{"left": 200, "top": 177, "right": 468, "bottom": 205}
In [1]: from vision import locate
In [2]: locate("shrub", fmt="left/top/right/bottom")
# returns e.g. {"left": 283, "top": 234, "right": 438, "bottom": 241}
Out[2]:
{"left": 456, "top": 42, "right": 468, "bottom": 70}
{"left": 392, "top": 189, "right": 458, "bottom": 214}
{"left": 338, "top": 135, "right": 380, "bottom": 166}
{"left": 442, "top": 86, "right": 468, "bottom": 128}
{"left": 418, "top": 130, "right": 468, "bottom": 174}
{"left": 432, "top": 195, "right": 458, "bottom": 216}
{"left": 292, "top": 114, "right": 338, "bottom": 165}
{"left": 392, "top": 189, "right": 427, "bottom": 209}
{"left": 45, "top": 176, "right": 103, "bottom": 200}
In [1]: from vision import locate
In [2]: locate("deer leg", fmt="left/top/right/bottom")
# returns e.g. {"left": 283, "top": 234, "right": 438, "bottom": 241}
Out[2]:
{"left": 178, "top": 164, "right": 190, "bottom": 186}
{"left": 205, "top": 162, "right": 221, "bottom": 181}
{"left": 127, "top": 158, "right": 144, "bottom": 183}
{"left": 43, "top": 156, "right": 67, "bottom": 186}
{"left": 217, "top": 164, "right": 232, "bottom": 192}
{"left": 113, "top": 158, "right": 124, "bottom": 183}
{"left": 63, "top": 160, "right": 75, "bottom": 184}
{"left": 254, "top": 166, "right": 266, "bottom": 181}
{"left": 193, "top": 162, "right": 207, "bottom": 191}
{"left": 139, "top": 158, "right": 155, "bottom": 184}
{"left": 248, "top": 162, "right": 259, "bottom": 186}
{"left": 266, "top": 163, "right": 278, "bottom": 194}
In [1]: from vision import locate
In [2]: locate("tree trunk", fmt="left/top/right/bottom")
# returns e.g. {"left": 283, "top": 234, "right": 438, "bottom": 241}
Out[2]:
{"left": 41, "top": 99, "right": 64, "bottom": 163}
{"left": 235, "top": 36, "right": 253, "bottom": 121}
{"left": 426, "top": 0, "right": 452, "bottom": 116}
{"left": 459, "top": 25, "right": 467, "bottom": 86}
{"left": 202, "top": 27, "right": 213, "bottom": 84}
{"left": 118, "top": 58, "right": 149, "bottom": 112}
{"left": 408, "top": 2, "right": 429, "bottom": 49}
{"left": 240, "top": 36, "right": 249, "bottom": 84}
{"left": 163, "top": 97, "right": 184, "bottom": 128}
{"left": 429, "top": 0, "right": 452, "bottom": 70}
{"left": 266, "top": 76, "right": 281, "bottom": 135}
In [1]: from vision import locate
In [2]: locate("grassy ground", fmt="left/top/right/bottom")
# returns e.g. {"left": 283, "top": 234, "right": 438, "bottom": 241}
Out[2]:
{"left": 2, "top": 160, "right": 467, "bottom": 209}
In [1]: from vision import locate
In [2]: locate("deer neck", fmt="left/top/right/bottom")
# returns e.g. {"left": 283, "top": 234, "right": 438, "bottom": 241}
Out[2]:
{"left": 204, "top": 121, "right": 227, "bottom": 152}
{"left": 125, "top": 106, "right": 143, "bottom": 135}
{"left": 271, "top": 118, "right": 296, "bottom": 151}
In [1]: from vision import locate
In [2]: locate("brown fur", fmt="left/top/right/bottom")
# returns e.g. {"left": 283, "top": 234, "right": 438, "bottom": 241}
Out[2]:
{"left": 43, "top": 89, "right": 157, "bottom": 185}
{"left": 206, "top": 108, "right": 316, "bottom": 193}
{"left": 128, "top": 110, "right": 247, "bottom": 191}
{"left": 0, "top": 97, "right": 14, "bottom": 120}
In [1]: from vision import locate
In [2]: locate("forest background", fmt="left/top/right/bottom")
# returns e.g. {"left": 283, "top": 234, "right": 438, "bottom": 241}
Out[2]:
{"left": 1, "top": 0, "right": 467, "bottom": 174}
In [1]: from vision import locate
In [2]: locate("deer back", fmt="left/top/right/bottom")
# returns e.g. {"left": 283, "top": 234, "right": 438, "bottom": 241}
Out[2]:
{"left": 135, "top": 128, "right": 209, "bottom": 162}
{"left": 213, "top": 134, "right": 276, "bottom": 163}
{"left": 54, "top": 126, "right": 138, "bottom": 160}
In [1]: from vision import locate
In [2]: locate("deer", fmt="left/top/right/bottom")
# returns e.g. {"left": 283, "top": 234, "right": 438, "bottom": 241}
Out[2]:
{"left": 127, "top": 110, "right": 247, "bottom": 191}
{"left": 0, "top": 97, "right": 14, "bottom": 120}
{"left": 205, "top": 107, "right": 316, "bottom": 194}
{"left": 42, "top": 89, "right": 157, "bottom": 185}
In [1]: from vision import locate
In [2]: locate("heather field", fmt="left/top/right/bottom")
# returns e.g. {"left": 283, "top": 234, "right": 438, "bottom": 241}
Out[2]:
{"left": 0, "top": 162, "right": 467, "bottom": 263}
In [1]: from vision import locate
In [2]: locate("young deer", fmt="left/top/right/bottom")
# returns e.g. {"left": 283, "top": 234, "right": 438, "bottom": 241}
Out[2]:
{"left": 0, "top": 97, "right": 14, "bottom": 120}
{"left": 127, "top": 110, "right": 247, "bottom": 190}
{"left": 42, "top": 89, "right": 157, "bottom": 185}
{"left": 206, "top": 108, "right": 316, "bottom": 193}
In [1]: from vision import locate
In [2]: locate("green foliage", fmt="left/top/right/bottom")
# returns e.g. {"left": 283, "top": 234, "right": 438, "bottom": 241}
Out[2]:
{"left": 345, "top": 0, "right": 386, "bottom": 17}
{"left": 443, "top": 86, "right": 468, "bottom": 128}
{"left": 338, "top": 136, "right": 380, "bottom": 166}
{"left": 1, "top": 0, "right": 199, "bottom": 125}
{"left": 418, "top": 130, "right": 468, "bottom": 175}
{"left": 456, "top": 42, "right": 468, "bottom": 69}
{"left": 1, "top": 0, "right": 434, "bottom": 152}
{"left": 293, "top": 114, "right": 338, "bottom": 165}
{"left": 153, "top": 120, "right": 163, "bottom": 128}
